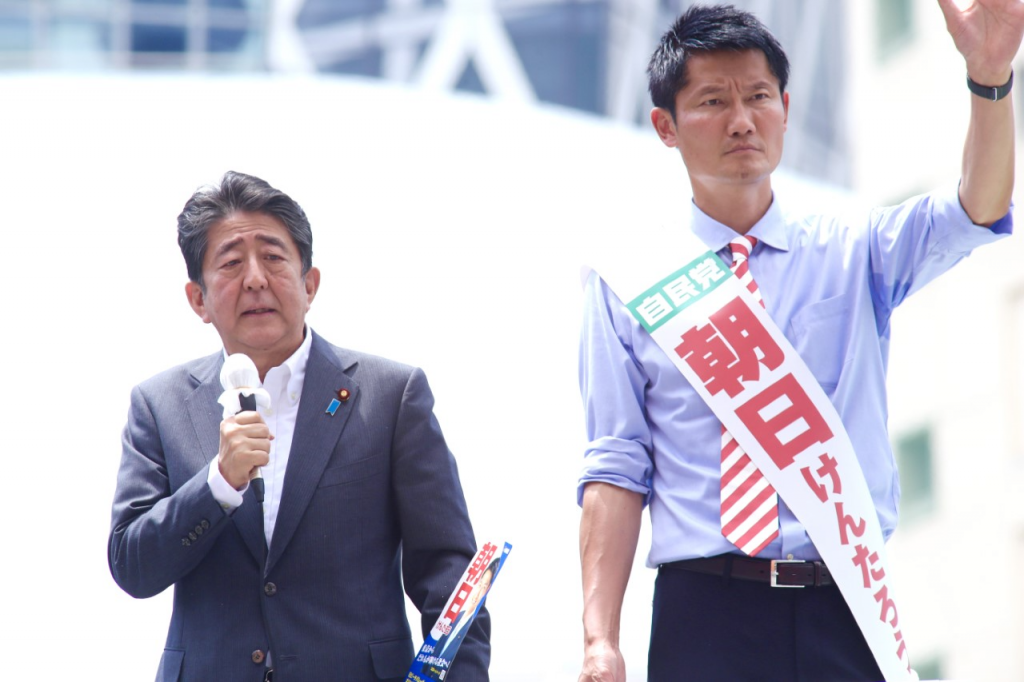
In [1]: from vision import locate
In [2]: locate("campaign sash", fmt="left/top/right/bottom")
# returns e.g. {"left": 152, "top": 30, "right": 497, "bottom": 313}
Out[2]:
{"left": 585, "top": 229, "right": 914, "bottom": 681}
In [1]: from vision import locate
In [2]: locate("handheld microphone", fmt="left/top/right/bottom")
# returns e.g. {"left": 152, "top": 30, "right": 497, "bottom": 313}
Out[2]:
{"left": 218, "top": 353, "right": 271, "bottom": 504}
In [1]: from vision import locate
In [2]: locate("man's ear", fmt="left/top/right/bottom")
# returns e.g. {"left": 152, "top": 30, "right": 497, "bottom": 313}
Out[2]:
{"left": 304, "top": 267, "right": 321, "bottom": 310}
{"left": 185, "top": 281, "right": 211, "bottom": 323}
{"left": 651, "top": 107, "right": 680, "bottom": 148}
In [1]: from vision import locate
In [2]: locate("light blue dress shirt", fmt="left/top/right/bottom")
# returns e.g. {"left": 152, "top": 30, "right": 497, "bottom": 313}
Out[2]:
{"left": 578, "top": 186, "right": 1012, "bottom": 565}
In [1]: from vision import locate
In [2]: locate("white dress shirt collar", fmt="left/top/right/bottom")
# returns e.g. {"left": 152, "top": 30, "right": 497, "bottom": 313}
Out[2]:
{"left": 689, "top": 194, "right": 791, "bottom": 254}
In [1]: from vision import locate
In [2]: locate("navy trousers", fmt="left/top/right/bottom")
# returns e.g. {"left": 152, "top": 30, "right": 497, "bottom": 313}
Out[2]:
{"left": 648, "top": 563, "right": 885, "bottom": 682}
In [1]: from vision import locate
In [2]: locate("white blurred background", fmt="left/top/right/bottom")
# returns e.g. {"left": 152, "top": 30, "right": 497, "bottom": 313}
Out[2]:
{"left": 0, "top": 1, "right": 1022, "bottom": 680}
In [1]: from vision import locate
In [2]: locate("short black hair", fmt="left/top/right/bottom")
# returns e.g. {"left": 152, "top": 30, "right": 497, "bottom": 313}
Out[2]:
{"left": 177, "top": 171, "right": 314, "bottom": 289}
{"left": 648, "top": 4, "right": 790, "bottom": 117}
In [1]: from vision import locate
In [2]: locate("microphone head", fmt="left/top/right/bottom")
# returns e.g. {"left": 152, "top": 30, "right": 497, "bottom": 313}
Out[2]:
{"left": 220, "top": 353, "right": 260, "bottom": 391}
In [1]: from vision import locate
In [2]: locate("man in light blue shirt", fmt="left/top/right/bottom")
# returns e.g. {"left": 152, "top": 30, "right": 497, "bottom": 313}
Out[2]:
{"left": 577, "top": 4, "right": 1020, "bottom": 681}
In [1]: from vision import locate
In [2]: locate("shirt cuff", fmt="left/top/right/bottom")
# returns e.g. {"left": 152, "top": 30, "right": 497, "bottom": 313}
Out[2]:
{"left": 207, "top": 458, "right": 245, "bottom": 512}
{"left": 577, "top": 437, "right": 654, "bottom": 508}
{"left": 945, "top": 182, "right": 1015, "bottom": 236}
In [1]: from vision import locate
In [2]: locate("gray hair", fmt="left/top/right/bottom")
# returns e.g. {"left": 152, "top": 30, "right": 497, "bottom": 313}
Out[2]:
{"left": 177, "top": 171, "right": 314, "bottom": 289}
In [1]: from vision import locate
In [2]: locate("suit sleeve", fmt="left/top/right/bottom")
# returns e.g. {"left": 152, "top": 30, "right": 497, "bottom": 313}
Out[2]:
{"left": 108, "top": 384, "right": 230, "bottom": 599}
{"left": 391, "top": 367, "right": 490, "bottom": 681}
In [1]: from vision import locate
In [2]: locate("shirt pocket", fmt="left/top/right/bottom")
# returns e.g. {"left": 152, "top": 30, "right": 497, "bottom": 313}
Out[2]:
{"left": 786, "top": 294, "right": 851, "bottom": 392}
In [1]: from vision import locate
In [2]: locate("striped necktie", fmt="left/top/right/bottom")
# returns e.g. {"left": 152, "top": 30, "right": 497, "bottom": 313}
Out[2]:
{"left": 720, "top": 235, "right": 780, "bottom": 556}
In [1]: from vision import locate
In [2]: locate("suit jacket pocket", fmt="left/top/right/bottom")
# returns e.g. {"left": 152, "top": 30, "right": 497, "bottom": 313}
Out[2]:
{"left": 787, "top": 294, "right": 851, "bottom": 392}
{"left": 156, "top": 648, "right": 184, "bottom": 682}
{"left": 318, "top": 456, "right": 386, "bottom": 488}
{"left": 368, "top": 636, "right": 414, "bottom": 680}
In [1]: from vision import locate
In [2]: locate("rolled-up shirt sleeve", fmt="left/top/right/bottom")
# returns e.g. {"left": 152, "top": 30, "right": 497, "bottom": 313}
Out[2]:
{"left": 869, "top": 183, "right": 1013, "bottom": 314}
{"left": 577, "top": 270, "right": 655, "bottom": 506}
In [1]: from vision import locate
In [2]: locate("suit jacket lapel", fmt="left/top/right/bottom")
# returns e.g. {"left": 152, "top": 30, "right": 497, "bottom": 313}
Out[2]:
{"left": 266, "top": 333, "right": 359, "bottom": 573}
{"left": 184, "top": 352, "right": 267, "bottom": 567}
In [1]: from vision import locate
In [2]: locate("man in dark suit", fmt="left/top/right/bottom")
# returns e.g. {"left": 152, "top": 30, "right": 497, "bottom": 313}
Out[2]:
{"left": 108, "top": 171, "right": 489, "bottom": 682}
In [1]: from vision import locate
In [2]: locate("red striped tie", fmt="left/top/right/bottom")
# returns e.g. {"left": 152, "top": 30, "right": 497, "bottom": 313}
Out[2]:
{"left": 720, "top": 236, "right": 779, "bottom": 556}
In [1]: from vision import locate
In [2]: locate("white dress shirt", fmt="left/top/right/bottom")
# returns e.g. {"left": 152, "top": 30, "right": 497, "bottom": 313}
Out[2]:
{"left": 207, "top": 329, "right": 312, "bottom": 548}
{"left": 579, "top": 187, "right": 1012, "bottom": 564}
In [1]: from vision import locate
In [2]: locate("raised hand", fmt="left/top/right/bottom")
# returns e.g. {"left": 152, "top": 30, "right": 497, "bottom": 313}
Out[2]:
{"left": 937, "top": 0, "right": 1024, "bottom": 84}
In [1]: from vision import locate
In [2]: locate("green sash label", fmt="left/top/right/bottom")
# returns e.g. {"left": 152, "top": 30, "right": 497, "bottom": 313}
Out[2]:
{"left": 625, "top": 251, "right": 731, "bottom": 332}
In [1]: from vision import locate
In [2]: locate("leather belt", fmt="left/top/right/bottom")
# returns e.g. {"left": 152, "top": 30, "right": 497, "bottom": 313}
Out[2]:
{"left": 663, "top": 554, "right": 834, "bottom": 588}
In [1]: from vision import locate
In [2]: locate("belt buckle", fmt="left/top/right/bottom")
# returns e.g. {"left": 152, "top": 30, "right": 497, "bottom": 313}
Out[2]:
{"left": 770, "top": 559, "right": 805, "bottom": 588}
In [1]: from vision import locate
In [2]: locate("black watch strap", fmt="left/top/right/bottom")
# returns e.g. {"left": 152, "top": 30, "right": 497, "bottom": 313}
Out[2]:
{"left": 967, "top": 70, "right": 1013, "bottom": 101}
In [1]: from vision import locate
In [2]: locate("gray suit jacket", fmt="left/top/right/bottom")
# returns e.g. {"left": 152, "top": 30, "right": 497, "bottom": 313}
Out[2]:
{"left": 109, "top": 332, "right": 489, "bottom": 681}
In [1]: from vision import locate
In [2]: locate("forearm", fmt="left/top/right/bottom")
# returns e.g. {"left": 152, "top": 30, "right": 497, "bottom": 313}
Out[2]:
{"left": 960, "top": 69, "right": 1015, "bottom": 225}
{"left": 936, "top": 0, "right": 1024, "bottom": 226}
{"left": 579, "top": 482, "right": 643, "bottom": 650}
{"left": 109, "top": 462, "right": 228, "bottom": 598}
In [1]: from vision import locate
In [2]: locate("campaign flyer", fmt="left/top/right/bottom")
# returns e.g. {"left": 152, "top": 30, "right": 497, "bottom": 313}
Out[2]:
{"left": 405, "top": 541, "right": 512, "bottom": 682}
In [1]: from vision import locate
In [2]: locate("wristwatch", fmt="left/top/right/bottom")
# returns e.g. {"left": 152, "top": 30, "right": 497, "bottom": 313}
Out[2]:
{"left": 966, "top": 70, "right": 1013, "bottom": 101}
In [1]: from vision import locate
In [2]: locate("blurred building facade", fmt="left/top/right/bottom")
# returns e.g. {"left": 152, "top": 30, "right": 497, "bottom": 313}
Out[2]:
{"left": 0, "top": 0, "right": 848, "bottom": 184}
{"left": 2, "top": 0, "right": 1022, "bottom": 679}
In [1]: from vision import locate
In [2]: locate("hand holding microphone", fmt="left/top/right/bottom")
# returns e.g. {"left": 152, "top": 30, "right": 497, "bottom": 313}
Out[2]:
{"left": 217, "top": 353, "right": 272, "bottom": 502}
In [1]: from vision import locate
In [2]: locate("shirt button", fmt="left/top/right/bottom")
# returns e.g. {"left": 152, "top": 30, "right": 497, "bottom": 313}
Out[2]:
{"left": 264, "top": 582, "right": 277, "bottom": 597}
{"left": 251, "top": 650, "right": 266, "bottom": 664}
{"left": 787, "top": 553, "right": 794, "bottom": 560}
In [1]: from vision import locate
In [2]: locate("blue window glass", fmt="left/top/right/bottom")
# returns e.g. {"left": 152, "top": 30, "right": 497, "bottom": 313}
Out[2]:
{"left": 504, "top": 3, "right": 606, "bottom": 114}
{"left": 894, "top": 426, "right": 935, "bottom": 522}
{"left": 296, "top": 0, "right": 385, "bottom": 29}
{"left": 0, "top": 15, "right": 32, "bottom": 52}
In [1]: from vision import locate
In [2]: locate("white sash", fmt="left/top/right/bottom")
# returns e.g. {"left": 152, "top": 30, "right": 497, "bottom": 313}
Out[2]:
{"left": 585, "top": 226, "right": 914, "bottom": 681}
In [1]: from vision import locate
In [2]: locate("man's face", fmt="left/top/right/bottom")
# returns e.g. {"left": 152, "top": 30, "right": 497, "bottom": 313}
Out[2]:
{"left": 466, "top": 569, "right": 494, "bottom": 616}
{"left": 653, "top": 49, "right": 788, "bottom": 194}
{"left": 186, "top": 211, "right": 319, "bottom": 367}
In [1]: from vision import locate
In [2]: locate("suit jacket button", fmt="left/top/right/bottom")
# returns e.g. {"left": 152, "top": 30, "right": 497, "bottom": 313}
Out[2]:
{"left": 264, "top": 582, "right": 277, "bottom": 596}
{"left": 200, "top": 519, "right": 210, "bottom": 529}
{"left": 251, "top": 650, "right": 265, "bottom": 664}
{"left": 181, "top": 538, "right": 191, "bottom": 547}
{"left": 194, "top": 525, "right": 204, "bottom": 536}
{"left": 188, "top": 531, "right": 197, "bottom": 541}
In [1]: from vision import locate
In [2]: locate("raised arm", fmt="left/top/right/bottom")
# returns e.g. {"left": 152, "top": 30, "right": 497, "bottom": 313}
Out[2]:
{"left": 938, "top": 0, "right": 1024, "bottom": 225}
{"left": 578, "top": 482, "right": 643, "bottom": 682}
